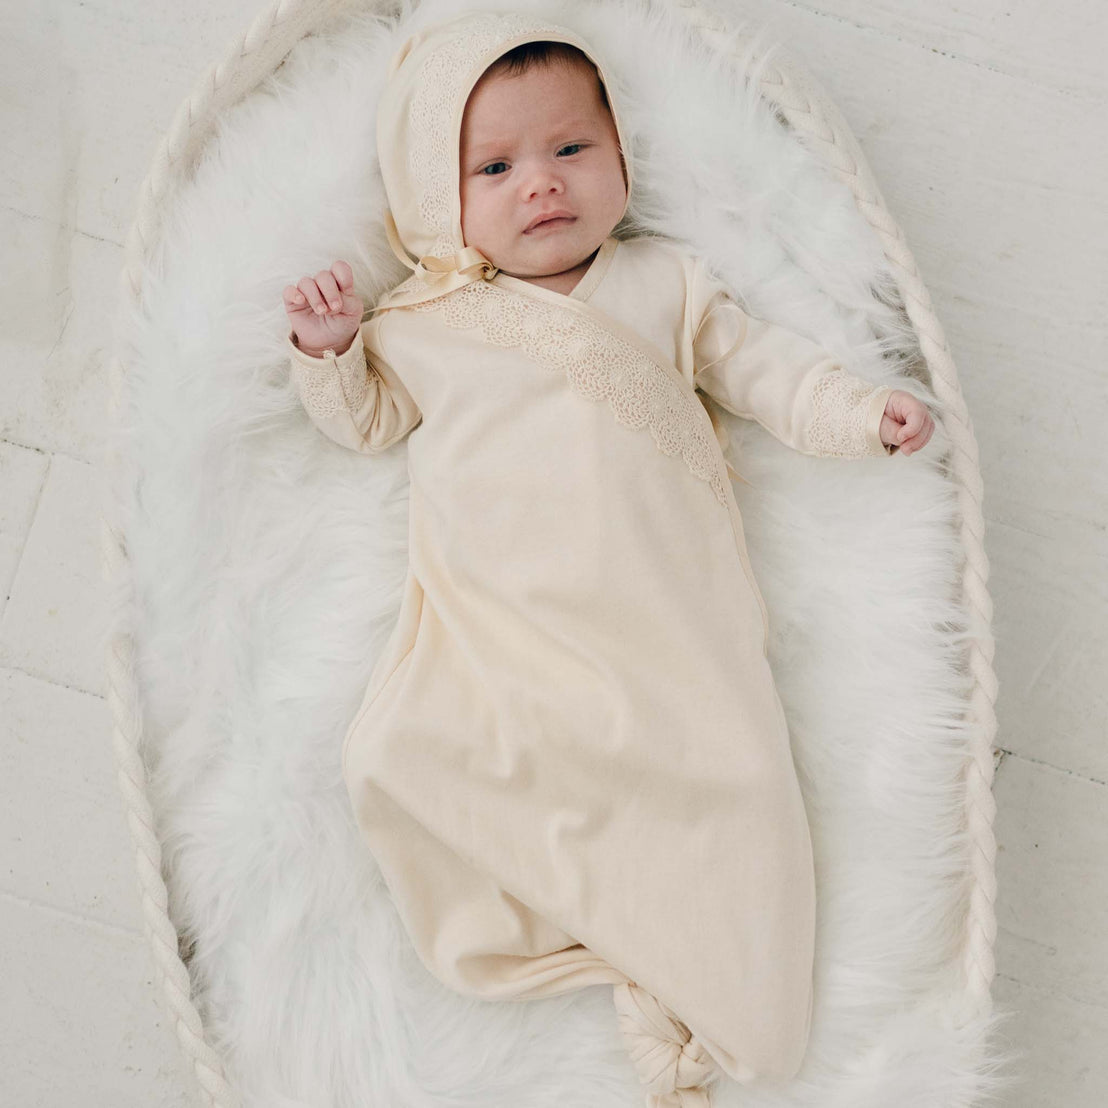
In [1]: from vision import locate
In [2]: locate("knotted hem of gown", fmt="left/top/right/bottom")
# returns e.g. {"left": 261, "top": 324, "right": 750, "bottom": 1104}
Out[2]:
{"left": 613, "top": 982, "right": 721, "bottom": 1108}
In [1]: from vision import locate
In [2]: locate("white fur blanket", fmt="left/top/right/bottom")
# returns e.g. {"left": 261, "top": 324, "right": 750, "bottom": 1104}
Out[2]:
{"left": 111, "top": 0, "right": 1011, "bottom": 1104}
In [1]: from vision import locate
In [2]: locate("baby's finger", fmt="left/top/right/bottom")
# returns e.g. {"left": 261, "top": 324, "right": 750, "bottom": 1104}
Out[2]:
{"left": 283, "top": 284, "right": 308, "bottom": 311}
{"left": 901, "top": 416, "right": 935, "bottom": 455}
{"left": 332, "top": 260, "right": 355, "bottom": 294}
{"left": 898, "top": 410, "right": 923, "bottom": 442}
{"left": 902, "top": 414, "right": 926, "bottom": 443}
{"left": 297, "top": 277, "right": 326, "bottom": 314}
{"left": 315, "top": 269, "right": 343, "bottom": 313}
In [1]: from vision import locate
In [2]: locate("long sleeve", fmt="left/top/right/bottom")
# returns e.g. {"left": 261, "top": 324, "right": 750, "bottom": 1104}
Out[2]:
{"left": 690, "top": 261, "right": 897, "bottom": 459}
{"left": 287, "top": 314, "right": 422, "bottom": 454}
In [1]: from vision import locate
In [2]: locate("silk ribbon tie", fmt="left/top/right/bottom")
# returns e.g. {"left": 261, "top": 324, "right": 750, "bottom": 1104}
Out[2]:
{"left": 384, "top": 208, "right": 499, "bottom": 284}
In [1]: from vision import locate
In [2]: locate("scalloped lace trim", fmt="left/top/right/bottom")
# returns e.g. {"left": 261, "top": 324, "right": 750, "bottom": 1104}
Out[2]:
{"left": 408, "top": 12, "right": 564, "bottom": 257}
{"left": 293, "top": 341, "right": 370, "bottom": 420}
{"left": 410, "top": 282, "right": 730, "bottom": 506}
{"left": 808, "top": 369, "right": 883, "bottom": 457}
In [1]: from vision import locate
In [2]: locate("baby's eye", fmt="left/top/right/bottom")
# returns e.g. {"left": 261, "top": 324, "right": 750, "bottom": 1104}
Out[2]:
{"left": 480, "top": 161, "right": 509, "bottom": 176}
{"left": 558, "top": 144, "right": 583, "bottom": 156}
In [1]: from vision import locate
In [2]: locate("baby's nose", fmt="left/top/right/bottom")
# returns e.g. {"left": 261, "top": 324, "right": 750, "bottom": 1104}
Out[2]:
{"left": 521, "top": 167, "right": 564, "bottom": 199}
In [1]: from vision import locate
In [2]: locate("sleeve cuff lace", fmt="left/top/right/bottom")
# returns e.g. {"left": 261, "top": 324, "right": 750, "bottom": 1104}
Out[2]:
{"left": 807, "top": 371, "right": 897, "bottom": 458}
{"left": 286, "top": 330, "right": 369, "bottom": 420}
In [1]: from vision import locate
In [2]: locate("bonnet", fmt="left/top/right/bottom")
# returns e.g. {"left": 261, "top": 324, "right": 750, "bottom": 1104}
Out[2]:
{"left": 371, "top": 9, "right": 634, "bottom": 314}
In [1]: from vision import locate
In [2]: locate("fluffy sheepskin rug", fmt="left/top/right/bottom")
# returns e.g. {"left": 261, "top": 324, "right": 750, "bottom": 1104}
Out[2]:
{"left": 109, "top": 0, "right": 1016, "bottom": 1104}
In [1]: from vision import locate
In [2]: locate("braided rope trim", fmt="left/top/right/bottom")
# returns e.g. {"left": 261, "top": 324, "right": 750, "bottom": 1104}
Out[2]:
{"left": 106, "top": 4, "right": 351, "bottom": 1105}
{"left": 665, "top": 0, "right": 997, "bottom": 1025}
{"left": 104, "top": 1, "right": 999, "bottom": 1105}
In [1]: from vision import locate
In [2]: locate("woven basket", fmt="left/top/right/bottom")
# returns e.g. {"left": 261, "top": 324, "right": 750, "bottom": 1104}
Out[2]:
{"left": 103, "top": 1, "right": 1003, "bottom": 1104}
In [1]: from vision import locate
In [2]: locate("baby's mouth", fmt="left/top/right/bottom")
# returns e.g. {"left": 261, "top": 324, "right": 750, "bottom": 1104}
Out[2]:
{"left": 524, "top": 214, "right": 576, "bottom": 234}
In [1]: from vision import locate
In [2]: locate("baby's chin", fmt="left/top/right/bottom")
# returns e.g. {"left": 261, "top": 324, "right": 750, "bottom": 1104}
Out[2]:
{"left": 495, "top": 236, "right": 605, "bottom": 280}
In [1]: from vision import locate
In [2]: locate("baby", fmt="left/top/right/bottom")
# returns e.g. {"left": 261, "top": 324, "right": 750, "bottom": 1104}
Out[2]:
{"left": 281, "top": 12, "right": 933, "bottom": 1107}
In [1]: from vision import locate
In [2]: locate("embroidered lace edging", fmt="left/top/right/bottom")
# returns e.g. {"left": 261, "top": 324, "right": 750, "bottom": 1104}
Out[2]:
{"left": 411, "top": 282, "right": 731, "bottom": 506}
{"left": 408, "top": 12, "right": 564, "bottom": 258}
{"left": 291, "top": 340, "right": 370, "bottom": 421}
{"left": 808, "top": 369, "right": 890, "bottom": 458}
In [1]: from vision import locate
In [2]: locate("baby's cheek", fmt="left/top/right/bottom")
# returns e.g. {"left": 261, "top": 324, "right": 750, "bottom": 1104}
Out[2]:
{"left": 460, "top": 194, "right": 508, "bottom": 264}
{"left": 459, "top": 184, "right": 473, "bottom": 234}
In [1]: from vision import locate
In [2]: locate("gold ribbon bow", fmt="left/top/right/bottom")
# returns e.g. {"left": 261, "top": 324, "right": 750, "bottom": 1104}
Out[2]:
{"left": 362, "top": 209, "right": 501, "bottom": 319}
{"left": 384, "top": 209, "right": 498, "bottom": 284}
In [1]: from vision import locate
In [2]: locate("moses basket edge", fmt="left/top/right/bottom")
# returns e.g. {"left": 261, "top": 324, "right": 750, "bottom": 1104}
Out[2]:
{"left": 102, "top": 0, "right": 1002, "bottom": 1105}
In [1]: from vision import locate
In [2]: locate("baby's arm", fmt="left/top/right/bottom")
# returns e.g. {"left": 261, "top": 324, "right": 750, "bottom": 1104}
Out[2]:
{"left": 284, "top": 261, "right": 421, "bottom": 454}
{"left": 690, "top": 260, "right": 901, "bottom": 459}
{"left": 288, "top": 320, "right": 422, "bottom": 454}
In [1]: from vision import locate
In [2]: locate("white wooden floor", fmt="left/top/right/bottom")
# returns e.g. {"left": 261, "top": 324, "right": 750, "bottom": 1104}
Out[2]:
{"left": 2, "top": 1, "right": 1104, "bottom": 1104}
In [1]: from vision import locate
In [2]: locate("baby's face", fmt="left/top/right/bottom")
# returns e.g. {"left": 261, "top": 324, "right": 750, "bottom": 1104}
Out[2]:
{"left": 459, "top": 58, "right": 627, "bottom": 280}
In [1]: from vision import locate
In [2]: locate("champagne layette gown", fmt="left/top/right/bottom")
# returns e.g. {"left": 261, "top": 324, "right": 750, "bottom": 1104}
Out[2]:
{"left": 285, "top": 12, "right": 897, "bottom": 1107}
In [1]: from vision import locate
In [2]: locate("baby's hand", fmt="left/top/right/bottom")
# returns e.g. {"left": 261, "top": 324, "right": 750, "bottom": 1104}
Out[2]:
{"left": 880, "top": 389, "right": 934, "bottom": 456}
{"left": 283, "top": 260, "right": 364, "bottom": 357}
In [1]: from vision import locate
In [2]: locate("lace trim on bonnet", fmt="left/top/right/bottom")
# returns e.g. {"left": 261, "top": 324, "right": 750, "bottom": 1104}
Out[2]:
{"left": 412, "top": 12, "right": 565, "bottom": 267}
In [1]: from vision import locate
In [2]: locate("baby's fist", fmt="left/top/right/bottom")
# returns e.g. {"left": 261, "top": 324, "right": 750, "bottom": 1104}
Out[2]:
{"left": 880, "top": 390, "right": 934, "bottom": 456}
{"left": 283, "top": 260, "right": 363, "bottom": 356}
